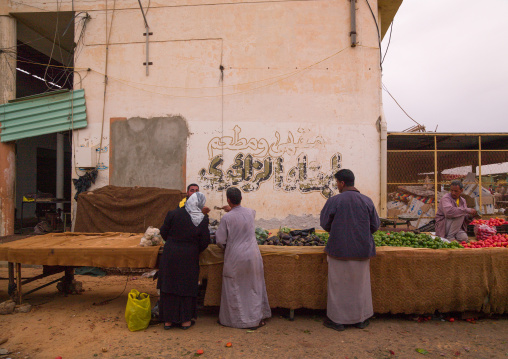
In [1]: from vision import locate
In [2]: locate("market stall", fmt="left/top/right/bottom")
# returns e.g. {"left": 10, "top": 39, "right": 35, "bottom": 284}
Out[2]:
{"left": 199, "top": 244, "right": 508, "bottom": 315}
{"left": 2, "top": 233, "right": 507, "bottom": 315}
{"left": 0, "top": 232, "right": 159, "bottom": 303}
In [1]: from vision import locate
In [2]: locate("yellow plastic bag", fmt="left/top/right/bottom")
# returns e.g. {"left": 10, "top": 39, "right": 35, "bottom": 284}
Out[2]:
{"left": 125, "top": 289, "right": 151, "bottom": 332}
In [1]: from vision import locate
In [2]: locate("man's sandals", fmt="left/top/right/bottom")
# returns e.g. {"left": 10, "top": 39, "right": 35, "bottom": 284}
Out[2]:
{"left": 323, "top": 317, "right": 370, "bottom": 331}
{"left": 216, "top": 319, "right": 266, "bottom": 330}
{"left": 323, "top": 317, "right": 345, "bottom": 331}
{"left": 247, "top": 321, "right": 266, "bottom": 330}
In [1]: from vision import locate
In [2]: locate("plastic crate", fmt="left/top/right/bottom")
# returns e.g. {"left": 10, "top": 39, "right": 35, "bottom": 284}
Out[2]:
{"left": 497, "top": 224, "right": 508, "bottom": 233}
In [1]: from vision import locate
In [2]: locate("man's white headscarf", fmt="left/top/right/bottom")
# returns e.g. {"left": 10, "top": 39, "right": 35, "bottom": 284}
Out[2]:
{"left": 185, "top": 192, "right": 206, "bottom": 226}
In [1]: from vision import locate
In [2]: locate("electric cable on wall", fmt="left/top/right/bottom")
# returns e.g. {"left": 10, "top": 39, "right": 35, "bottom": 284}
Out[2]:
{"left": 382, "top": 20, "right": 394, "bottom": 64}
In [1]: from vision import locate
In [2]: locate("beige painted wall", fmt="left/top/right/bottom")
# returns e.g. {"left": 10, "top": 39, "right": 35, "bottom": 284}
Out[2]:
{"left": 6, "top": 0, "right": 383, "bottom": 227}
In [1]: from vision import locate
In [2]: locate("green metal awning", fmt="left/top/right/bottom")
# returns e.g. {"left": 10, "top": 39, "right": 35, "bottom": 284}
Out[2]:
{"left": 0, "top": 89, "right": 87, "bottom": 142}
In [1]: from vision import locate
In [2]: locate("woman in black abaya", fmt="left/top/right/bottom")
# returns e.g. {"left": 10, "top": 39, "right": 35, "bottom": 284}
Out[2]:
{"left": 157, "top": 192, "right": 210, "bottom": 329}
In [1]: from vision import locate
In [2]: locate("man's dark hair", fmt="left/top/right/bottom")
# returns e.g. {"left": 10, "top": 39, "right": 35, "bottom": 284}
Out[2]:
{"left": 187, "top": 183, "right": 199, "bottom": 191}
{"left": 450, "top": 180, "right": 463, "bottom": 189}
{"left": 334, "top": 169, "right": 355, "bottom": 187}
{"left": 226, "top": 187, "right": 242, "bottom": 205}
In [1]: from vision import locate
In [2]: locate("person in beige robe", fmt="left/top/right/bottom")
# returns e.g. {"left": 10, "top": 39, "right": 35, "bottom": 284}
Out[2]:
{"left": 215, "top": 187, "right": 271, "bottom": 329}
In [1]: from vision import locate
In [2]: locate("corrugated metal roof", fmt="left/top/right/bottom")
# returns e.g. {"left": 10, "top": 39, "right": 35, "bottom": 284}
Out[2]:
{"left": 0, "top": 89, "right": 87, "bottom": 142}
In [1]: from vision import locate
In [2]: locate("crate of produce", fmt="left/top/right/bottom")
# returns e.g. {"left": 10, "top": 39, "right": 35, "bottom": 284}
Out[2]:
{"left": 497, "top": 224, "right": 508, "bottom": 233}
{"left": 469, "top": 218, "right": 507, "bottom": 234}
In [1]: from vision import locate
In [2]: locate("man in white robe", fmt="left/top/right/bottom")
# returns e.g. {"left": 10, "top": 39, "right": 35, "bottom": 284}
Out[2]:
{"left": 215, "top": 187, "right": 271, "bottom": 329}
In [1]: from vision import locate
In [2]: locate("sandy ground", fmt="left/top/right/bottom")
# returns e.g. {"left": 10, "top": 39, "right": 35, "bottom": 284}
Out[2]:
{"left": 0, "top": 267, "right": 507, "bottom": 359}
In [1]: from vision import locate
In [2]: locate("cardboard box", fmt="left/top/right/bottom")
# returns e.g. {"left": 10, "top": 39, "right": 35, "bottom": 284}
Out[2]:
{"left": 407, "top": 197, "right": 426, "bottom": 217}
{"left": 463, "top": 183, "right": 477, "bottom": 196}
{"left": 475, "top": 197, "right": 495, "bottom": 215}
{"left": 462, "top": 194, "right": 476, "bottom": 208}
{"left": 414, "top": 204, "right": 435, "bottom": 228}
{"left": 387, "top": 208, "right": 405, "bottom": 218}
{"left": 471, "top": 185, "right": 492, "bottom": 198}
{"left": 387, "top": 200, "right": 408, "bottom": 210}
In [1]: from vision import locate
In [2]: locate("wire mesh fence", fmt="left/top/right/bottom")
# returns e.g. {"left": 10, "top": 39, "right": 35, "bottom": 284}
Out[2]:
{"left": 386, "top": 134, "right": 508, "bottom": 230}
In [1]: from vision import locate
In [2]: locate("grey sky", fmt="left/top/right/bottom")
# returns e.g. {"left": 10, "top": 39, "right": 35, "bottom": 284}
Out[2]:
{"left": 381, "top": 0, "right": 508, "bottom": 132}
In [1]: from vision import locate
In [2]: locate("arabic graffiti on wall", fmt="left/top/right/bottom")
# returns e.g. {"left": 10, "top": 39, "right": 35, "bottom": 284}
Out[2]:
{"left": 198, "top": 126, "right": 342, "bottom": 198}
{"left": 207, "top": 125, "right": 325, "bottom": 159}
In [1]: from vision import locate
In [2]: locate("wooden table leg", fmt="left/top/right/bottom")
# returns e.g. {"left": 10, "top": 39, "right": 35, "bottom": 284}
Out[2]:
{"left": 63, "top": 266, "right": 75, "bottom": 293}
{"left": 8, "top": 262, "right": 15, "bottom": 298}
{"left": 15, "top": 263, "right": 22, "bottom": 304}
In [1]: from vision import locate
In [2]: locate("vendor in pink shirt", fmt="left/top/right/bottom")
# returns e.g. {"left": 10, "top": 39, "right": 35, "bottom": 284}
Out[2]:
{"left": 435, "top": 180, "right": 477, "bottom": 241}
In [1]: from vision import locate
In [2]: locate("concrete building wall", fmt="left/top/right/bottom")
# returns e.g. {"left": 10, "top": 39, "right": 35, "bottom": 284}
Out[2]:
{"left": 5, "top": 0, "right": 385, "bottom": 228}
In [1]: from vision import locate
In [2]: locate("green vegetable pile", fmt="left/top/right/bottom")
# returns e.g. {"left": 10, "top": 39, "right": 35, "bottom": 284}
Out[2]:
{"left": 279, "top": 227, "right": 291, "bottom": 234}
{"left": 316, "top": 232, "right": 329, "bottom": 244}
{"left": 255, "top": 227, "right": 270, "bottom": 244}
{"left": 373, "top": 231, "right": 464, "bottom": 249}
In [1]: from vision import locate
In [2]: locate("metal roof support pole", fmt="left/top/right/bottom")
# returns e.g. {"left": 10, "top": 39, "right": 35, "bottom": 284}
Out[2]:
{"left": 56, "top": 133, "right": 64, "bottom": 213}
{"left": 478, "top": 136, "right": 482, "bottom": 214}
{"left": 144, "top": 25, "right": 150, "bottom": 76}
{"left": 379, "top": 116, "right": 388, "bottom": 217}
{"left": 0, "top": 15, "right": 16, "bottom": 236}
{"left": 434, "top": 135, "right": 438, "bottom": 216}
{"left": 137, "top": 0, "right": 152, "bottom": 76}
{"left": 350, "top": 0, "right": 357, "bottom": 47}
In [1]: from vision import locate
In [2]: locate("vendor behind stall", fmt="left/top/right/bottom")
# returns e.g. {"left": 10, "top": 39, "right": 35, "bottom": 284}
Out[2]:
{"left": 178, "top": 183, "right": 210, "bottom": 214}
{"left": 435, "top": 180, "right": 477, "bottom": 241}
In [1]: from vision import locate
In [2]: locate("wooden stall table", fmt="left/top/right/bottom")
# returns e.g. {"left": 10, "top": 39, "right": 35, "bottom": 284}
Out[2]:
{"left": 2, "top": 234, "right": 507, "bottom": 315}
{"left": 199, "top": 245, "right": 508, "bottom": 315}
{"left": 0, "top": 232, "right": 159, "bottom": 304}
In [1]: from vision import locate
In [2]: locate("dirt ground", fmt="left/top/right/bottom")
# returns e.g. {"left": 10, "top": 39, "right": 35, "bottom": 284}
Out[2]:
{"left": 0, "top": 267, "right": 507, "bottom": 359}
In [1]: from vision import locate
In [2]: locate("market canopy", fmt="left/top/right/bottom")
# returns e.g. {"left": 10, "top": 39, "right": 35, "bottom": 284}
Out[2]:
{"left": 387, "top": 133, "right": 508, "bottom": 184}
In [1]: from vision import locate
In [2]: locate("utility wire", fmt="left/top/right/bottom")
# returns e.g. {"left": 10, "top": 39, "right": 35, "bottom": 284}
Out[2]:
{"left": 382, "top": 83, "right": 422, "bottom": 127}
{"left": 101, "top": 46, "right": 350, "bottom": 99}
{"left": 8, "top": 42, "right": 359, "bottom": 98}
{"left": 43, "top": 0, "right": 61, "bottom": 90}
{"left": 10, "top": 47, "right": 342, "bottom": 91}
{"left": 381, "top": 20, "right": 393, "bottom": 64}
{"left": 364, "top": 0, "right": 382, "bottom": 70}
{"left": 93, "top": 275, "right": 130, "bottom": 306}
{"left": 98, "top": 0, "right": 117, "bottom": 165}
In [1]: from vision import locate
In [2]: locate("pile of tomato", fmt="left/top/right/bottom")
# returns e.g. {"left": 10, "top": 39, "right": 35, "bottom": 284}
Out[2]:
{"left": 462, "top": 233, "right": 508, "bottom": 248}
{"left": 470, "top": 217, "right": 508, "bottom": 226}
